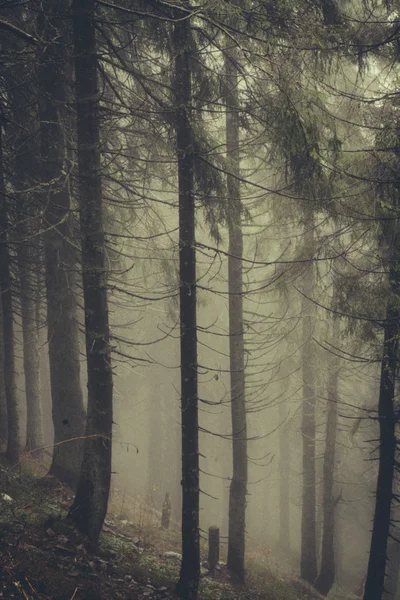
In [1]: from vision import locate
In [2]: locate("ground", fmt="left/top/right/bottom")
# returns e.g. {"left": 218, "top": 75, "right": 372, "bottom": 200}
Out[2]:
{"left": 0, "top": 458, "right": 357, "bottom": 600}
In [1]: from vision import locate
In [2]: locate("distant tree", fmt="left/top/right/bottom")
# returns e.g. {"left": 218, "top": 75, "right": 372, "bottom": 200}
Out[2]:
{"left": 0, "top": 123, "right": 19, "bottom": 464}
{"left": 9, "top": 52, "right": 44, "bottom": 452}
{"left": 300, "top": 213, "right": 318, "bottom": 584}
{"left": 315, "top": 310, "right": 341, "bottom": 595}
{"left": 225, "top": 42, "right": 248, "bottom": 584}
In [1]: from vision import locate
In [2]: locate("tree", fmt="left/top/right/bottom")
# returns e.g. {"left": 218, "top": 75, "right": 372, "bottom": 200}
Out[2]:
{"left": 37, "top": 0, "right": 85, "bottom": 485}
{"left": 68, "top": 0, "right": 113, "bottom": 544}
{"left": 315, "top": 312, "right": 341, "bottom": 595}
{"left": 10, "top": 58, "right": 44, "bottom": 452}
{"left": 0, "top": 123, "right": 19, "bottom": 464}
{"left": 362, "top": 215, "right": 400, "bottom": 600}
{"left": 225, "top": 43, "right": 248, "bottom": 583}
{"left": 173, "top": 4, "right": 200, "bottom": 597}
{"left": 300, "top": 214, "right": 318, "bottom": 584}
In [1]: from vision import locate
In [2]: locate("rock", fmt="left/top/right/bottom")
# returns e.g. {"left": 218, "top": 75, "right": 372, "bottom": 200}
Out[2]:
{"left": 124, "top": 574, "right": 132, "bottom": 582}
{"left": 163, "top": 551, "right": 182, "bottom": 561}
{"left": 200, "top": 567, "right": 209, "bottom": 576}
{"left": 0, "top": 493, "right": 13, "bottom": 503}
{"left": 57, "top": 535, "right": 69, "bottom": 544}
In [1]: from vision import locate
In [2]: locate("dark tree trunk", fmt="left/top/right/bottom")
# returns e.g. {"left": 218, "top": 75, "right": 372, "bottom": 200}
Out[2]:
{"left": 173, "top": 7, "right": 200, "bottom": 599}
{"left": 68, "top": 0, "right": 113, "bottom": 544}
{"left": 363, "top": 256, "right": 399, "bottom": 600}
{"left": 300, "top": 218, "right": 318, "bottom": 584}
{"left": 0, "top": 125, "right": 19, "bottom": 465}
{"left": 225, "top": 46, "right": 248, "bottom": 585}
{"left": 37, "top": 0, "right": 85, "bottom": 486}
{"left": 383, "top": 530, "right": 400, "bottom": 600}
{"left": 315, "top": 316, "right": 340, "bottom": 596}
{"left": 278, "top": 378, "right": 290, "bottom": 551}
{"left": 0, "top": 302, "right": 7, "bottom": 445}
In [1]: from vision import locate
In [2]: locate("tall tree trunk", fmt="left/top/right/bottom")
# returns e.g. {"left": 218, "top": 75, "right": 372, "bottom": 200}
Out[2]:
{"left": 174, "top": 7, "right": 200, "bottom": 599}
{"left": 37, "top": 0, "right": 85, "bottom": 486}
{"left": 363, "top": 252, "right": 399, "bottom": 600}
{"left": 147, "top": 379, "right": 164, "bottom": 507}
{"left": 278, "top": 378, "right": 290, "bottom": 551}
{"left": 17, "top": 233, "right": 43, "bottom": 452}
{"left": 0, "top": 125, "right": 19, "bottom": 464}
{"left": 225, "top": 45, "right": 248, "bottom": 584}
{"left": 300, "top": 217, "right": 318, "bottom": 584}
{"left": 68, "top": 0, "right": 113, "bottom": 544}
{"left": 7, "top": 6, "right": 44, "bottom": 456}
{"left": 315, "top": 315, "right": 340, "bottom": 596}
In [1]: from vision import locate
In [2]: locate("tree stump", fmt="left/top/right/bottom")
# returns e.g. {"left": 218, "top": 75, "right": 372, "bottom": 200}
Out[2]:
{"left": 208, "top": 526, "right": 219, "bottom": 574}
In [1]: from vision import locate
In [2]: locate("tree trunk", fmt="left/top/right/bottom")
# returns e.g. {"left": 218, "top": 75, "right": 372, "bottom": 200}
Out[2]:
{"left": 278, "top": 378, "right": 290, "bottom": 551}
{"left": 300, "top": 217, "right": 318, "bottom": 584}
{"left": 363, "top": 255, "right": 399, "bottom": 600}
{"left": 225, "top": 45, "right": 248, "bottom": 584}
{"left": 315, "top": 315, "right": 340, "bottom": 596}
{"left": 147, "top": 381, "right": 164, "bottom": 507}
{"left": 383, "top": 530, "right": 400, "bottom": 600}
{"left": 68, "top": 0, "right": 113, "bottom": 544}
{"left": 173, "top": 7, "right": 200, "bottom": 599}
{"left": 17, "top": 234, "right": 43, "bottom": 452}
{"left": 0, "top": 125, "right": 19, "bottom": 465}
{"left": 37, "top": 0, "right": 85, "bottom": 487}
{"left": 0, "top": 301, "right": 7, "bottom": 445}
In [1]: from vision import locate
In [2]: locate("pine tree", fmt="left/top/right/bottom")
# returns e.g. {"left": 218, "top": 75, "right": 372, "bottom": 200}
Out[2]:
{"left": 68, "top": 0, "right": 113, "bottom": 544}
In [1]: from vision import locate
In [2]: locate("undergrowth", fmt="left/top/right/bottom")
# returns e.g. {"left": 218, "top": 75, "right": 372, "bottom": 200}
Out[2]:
{"left": 0, "top": 457, "right": 357, "bottom": 600}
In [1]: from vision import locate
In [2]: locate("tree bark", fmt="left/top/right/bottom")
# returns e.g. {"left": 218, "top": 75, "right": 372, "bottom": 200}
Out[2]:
{"left": 68, "top": 0, "right": 113, "bottom": 544}
{"left": 225, "top": 45, "right": 248, "bottom": 584}
{"left": 0, "top": 301, "right": 7, "bottom": 445}
{"left": 0, "top": 125, "right": 19, "bottom": 464}
{"left": 315, "top": 315, "right": 340, "bottom": 596}
{"left": 383, "top": 530, "right": 400, "bottom": 600}
{"left": 300, "top": 217, "right": 318, "bottom": 584}
{"left": 363, "top": 255, "right": 399, "bottom": 600}
{"left": 37, "top": 0, "right": 85, "bottom": 486}
{"left": 173, "top": 6, "right": 200, "bottom": 599}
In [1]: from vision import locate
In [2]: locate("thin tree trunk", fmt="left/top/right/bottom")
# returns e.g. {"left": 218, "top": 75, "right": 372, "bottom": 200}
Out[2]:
{"left": 278, "top": 378, "right": 290, "bottom": 551}
{"left": 173, "top": 6, "right": 200, "bottom": 598}
{"left": 300, "top": 217, "right": 318, "bottom": 584}
{"left": 225, "top": 46, "right": 248, "bottom": 584}
{"left": 363, "top": 255, "right": 399, "bottom": 600}
{"left": 37, "top": 0, "right": 85, "bottom": 486}
{"left": 68, "top": 0, "right": 113, "bottom": 544}
{"left": 315, "top": 315, "right": 340, "bottom": 596}
{"left": 0, "top": 125, "right": 19, "bottom": 464}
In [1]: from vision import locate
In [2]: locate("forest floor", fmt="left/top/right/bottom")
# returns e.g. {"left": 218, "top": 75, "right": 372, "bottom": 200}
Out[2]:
{"left": 0, "top": 457, "right": 357, "bottom": 600}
